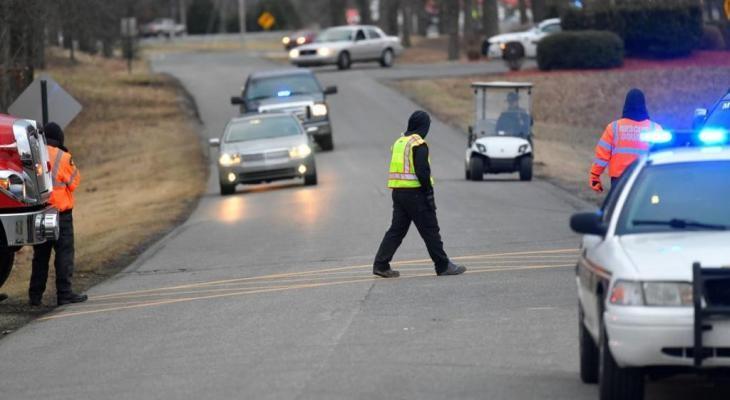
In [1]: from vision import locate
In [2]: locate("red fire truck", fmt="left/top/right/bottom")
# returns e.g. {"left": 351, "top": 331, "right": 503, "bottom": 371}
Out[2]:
{"left": 0, "top": 114, "right": 59, "bottom": 289}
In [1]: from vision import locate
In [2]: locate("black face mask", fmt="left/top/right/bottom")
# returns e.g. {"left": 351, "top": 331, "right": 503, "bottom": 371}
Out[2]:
{"left": 406, "top": 111, "right": 431, "bottom": 138}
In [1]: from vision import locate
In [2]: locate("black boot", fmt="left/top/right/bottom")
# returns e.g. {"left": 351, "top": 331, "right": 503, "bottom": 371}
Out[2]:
{"left": 373, "top": 268, "right": 400, "bottom": 278}
{"left": 29, "top": 296, "right": 42, "bottom": 306}
{"left": 437, "top": 262, "right": 466, "bottom": 276}
{"left": 57, "top": 293, "right": 88, "bottom": 305}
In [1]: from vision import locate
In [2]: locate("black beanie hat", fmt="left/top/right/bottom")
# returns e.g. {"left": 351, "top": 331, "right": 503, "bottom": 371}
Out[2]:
{"left": 622, "top": 88, "right": 649, "bottom": 121}
{"left": 406, "top": 110, "right": 431, "bottom": 138}
{"left": 43, "top": 122, "right": 65, "bottom": 147}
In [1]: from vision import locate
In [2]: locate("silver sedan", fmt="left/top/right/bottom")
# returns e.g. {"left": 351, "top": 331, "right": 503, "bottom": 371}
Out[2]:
{"left": 209, "top": 113, "right": 317, "bottom": 195}
{"left": 289, "top": 25, "right": 403, "bottom": 70}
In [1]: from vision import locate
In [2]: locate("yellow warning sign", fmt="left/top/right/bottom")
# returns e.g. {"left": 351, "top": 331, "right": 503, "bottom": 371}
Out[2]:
{"left": 258, "top": 12, "right": 275, "bottom": 30}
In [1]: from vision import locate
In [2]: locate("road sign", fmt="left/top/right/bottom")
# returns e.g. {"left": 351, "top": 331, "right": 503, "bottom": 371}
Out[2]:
{"left": 8, "top": 75, "right": 82, "bottom": 130}
{"left": 121, "top": 17, "right": 138, "bottom": 37}
{"left": 258, "top": 12, "right": 275, "bottom": 30}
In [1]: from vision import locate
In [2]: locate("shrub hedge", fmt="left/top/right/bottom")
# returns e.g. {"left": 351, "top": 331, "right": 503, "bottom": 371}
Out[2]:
{"left": 562, "top": 4, "right": 703, "bottom": 58}
{"left": 700, "top": 25, "right": 726, "bottom": 50}
{"left": 537, "top": 31, "right": 624, "bottom": 71}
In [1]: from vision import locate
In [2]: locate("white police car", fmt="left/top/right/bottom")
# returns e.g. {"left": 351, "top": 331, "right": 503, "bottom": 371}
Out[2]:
{"left": 570, "top": 127, "right": 730, "bottom": 400}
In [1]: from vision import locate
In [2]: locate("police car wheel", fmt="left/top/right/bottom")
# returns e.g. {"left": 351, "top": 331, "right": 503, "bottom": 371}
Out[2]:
{"left": 599, "top": 325, "right": 645, "bottom": 400}
{"left": 0, "top": 249, "right": 16, "bottom": 289}
{"left": 519, "top": 157, "right": 533, "bottom": 181}
{"left": 380, "top": 49, "right": 394, "bottom": 68}
{"left": 469, "top": 157, "right": 484, "bottom": 181}
{"left": 579, "top": 306, "right": 599, "bottom": 384}
{"left": 337, "top": 52, "right": 351, "bottom": 70}
{"left": 220, "top": 183, "right": 236, "bottom": 196}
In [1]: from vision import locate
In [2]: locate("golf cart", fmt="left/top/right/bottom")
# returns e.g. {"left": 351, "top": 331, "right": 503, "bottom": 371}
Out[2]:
{"left": 466, "top": 82, "right": 534, "bottom": 181}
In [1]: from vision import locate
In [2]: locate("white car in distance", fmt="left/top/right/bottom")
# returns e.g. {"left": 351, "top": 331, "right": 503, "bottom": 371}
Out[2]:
{"left": 571, "top": 131, "right": 730, "bottom": 400}
{"left": 484, "top": 18, "right": 562, "bottom": 59}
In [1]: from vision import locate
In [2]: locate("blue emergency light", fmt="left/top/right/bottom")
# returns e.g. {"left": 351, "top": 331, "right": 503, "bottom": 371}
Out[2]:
{"left": 277, "top": 90, "right": 292, "bottom": 97}
{"left": 646, "top": 127, "right": 730, "bottom": 152}
{"left": 697, "top": 128, "right": 728, "bottom": 145}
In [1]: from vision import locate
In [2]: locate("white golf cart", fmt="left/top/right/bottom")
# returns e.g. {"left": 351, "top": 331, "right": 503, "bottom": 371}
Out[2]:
{"left": 466, "top": 82, "right": 534, "bottom": 181}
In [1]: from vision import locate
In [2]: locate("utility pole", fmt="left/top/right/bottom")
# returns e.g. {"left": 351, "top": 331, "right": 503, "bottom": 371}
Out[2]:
{"left": 179, "top": 0, "right": 187, "bottom": 28}
{"left": 238, "top": 0, "right": 246, "bottom": 39}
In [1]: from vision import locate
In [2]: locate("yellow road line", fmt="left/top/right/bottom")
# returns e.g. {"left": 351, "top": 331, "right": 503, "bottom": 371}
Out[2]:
{"left": 92, "top": 248, "right": 578, "bottom": 300}
{"left": 39, "top": 263, "right": 573, "bottom": 321}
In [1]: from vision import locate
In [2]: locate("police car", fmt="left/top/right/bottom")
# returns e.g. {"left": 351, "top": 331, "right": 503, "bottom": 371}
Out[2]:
{"left": 570, "top": 119, "right": 730, "bottom": 399}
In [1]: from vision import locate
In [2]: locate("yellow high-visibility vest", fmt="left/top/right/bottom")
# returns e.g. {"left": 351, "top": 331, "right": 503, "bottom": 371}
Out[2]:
{"left": 387, "top": 134, "right": 434, "bottom": 188}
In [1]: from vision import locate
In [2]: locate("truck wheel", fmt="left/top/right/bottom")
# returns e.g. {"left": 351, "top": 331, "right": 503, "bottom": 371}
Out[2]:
{"left": 220, "top": 183, "right": 236, "bottom": 196}
{"left": 0, "top": 249, "right": 16, "bottom": 289}
{"left": 380, "top": 49, "right": 394, "bottom": 68}
{"left": 469, "top": 157, "right": 484, "bottom": 181}
{"left": 599, "top": 325, "right": 645, "bottom": 400}
{"left": 337, "top": 52, "right": 351, "bottom": 70}
{"left": 579, "top": 306, "right": 599, "bottom": 384}
{"left": 519, "top": 157, "right": 533, "bottom": 181}
{"left": 318, "top": 135, "right": 334, "bottom": 151}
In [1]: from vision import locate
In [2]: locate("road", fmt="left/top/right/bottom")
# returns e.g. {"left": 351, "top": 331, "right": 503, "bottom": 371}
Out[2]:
{"left": 0, "top": 51, "right": 719, "bottom": 399}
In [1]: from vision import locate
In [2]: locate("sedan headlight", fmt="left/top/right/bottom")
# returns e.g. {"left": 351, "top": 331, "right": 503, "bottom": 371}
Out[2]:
{"left": 476, "top": 143, "right": 487, "bottom": 153}
{"left": 311, "top": 103, "right": 328, "bottom": 117}
{"left": 609, "top": 280, "right": 693, "bottom": 307}
{"left": 289, "top": 49, "right": 300, "bottom": 58}
{"left": 289, "top": 144, "right": 312, "bottom": 159}
{"left": 282, "top": 37, "right": 291, "bottom": 45}
{"left": 296, "top": 36, "right": 307, "bottom": 45}
{"left": 219, "top": 153, "right": 241, "bottom": 167}
{"left": 317, "top": 47, "right": 332, "bottom": 57}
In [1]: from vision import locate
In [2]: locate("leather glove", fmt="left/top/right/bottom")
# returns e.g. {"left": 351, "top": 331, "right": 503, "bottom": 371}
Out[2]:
{"left": 425, "top": 191, "right": 437, "bottom": 211}
{"left": 590, "top": 174, "right": 604, "bottom": 193}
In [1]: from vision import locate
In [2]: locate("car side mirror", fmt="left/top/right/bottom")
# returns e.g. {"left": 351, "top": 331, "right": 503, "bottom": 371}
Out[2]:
{"left": 693, "top": 108, "right": 708, "bottom": 130}
{"left": 570, "top": 212, "right": 607, "bottom": 236}
{"left": 324, "top": 85, "right": 338, "bottom": 95}
{"left": 209, "top": 138, "right": 221, "bottom": 147}
{"left": 231, "top": 96, "right": 244, "bottom": 105}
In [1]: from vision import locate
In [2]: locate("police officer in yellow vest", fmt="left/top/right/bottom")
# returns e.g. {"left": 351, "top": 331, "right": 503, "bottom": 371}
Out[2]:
{"left": 373, "top": 111, "right": 466, "bottom": 278}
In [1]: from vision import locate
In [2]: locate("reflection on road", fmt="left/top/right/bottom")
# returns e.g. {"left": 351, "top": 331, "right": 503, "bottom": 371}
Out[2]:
{"left": 217, "top": 195, "right": 247, "bottom": 224}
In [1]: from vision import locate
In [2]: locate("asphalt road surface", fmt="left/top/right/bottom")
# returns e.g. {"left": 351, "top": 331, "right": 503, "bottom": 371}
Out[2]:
{"left": 0, "top": 51, "right": 725, "bottom": 400}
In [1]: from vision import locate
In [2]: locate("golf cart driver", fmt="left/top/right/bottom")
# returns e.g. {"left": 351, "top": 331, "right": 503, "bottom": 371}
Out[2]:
{"left": 466, "top": 82, "right": 534, "bottom": 181}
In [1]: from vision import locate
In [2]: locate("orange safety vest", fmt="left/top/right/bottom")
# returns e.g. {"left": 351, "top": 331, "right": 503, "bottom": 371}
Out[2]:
{"left": 47, "top": 146, "right": 80, "bottom": 212}
{"left": 591, "top": 118, "right": 661, "bottom": 179}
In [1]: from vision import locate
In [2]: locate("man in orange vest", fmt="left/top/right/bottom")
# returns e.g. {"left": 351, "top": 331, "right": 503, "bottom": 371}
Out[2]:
{"left": 590, "top": 89, "right": 662, "bottom": 192}
{"left": 29, "top": 122, "right": 87, "bottom": 306}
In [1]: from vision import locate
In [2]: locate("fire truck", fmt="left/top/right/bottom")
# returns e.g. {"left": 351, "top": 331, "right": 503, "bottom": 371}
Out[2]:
{"left": 0, "top": 114, "right": 59, "bottom": 290}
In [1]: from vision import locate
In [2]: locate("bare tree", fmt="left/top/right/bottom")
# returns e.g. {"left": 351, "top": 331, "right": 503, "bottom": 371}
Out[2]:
{"left": 532, "top": 0, "right": 547, "bottom": 23}
{"left": 355, "top": 0, "right": 372, "bottom": 24}
{"left": 518, "top": 0, "right": 528, "bottom": 24}
{"left": 445, "top": 0, "right": 459, "bottom": 60}
{"left": 402, "top": 0, "right": 413, "bottom": 47}
{"left": 329, "top": 0, "right": 347, "bottom": 26}
{"left": 482, "top": 0, "right": 499, "bottom": 38}
{"left": 380, "top": 0, "right": 400, "bottom": 35}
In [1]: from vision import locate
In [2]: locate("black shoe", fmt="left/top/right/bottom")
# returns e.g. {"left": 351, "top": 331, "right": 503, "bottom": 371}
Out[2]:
{"left": 57, "top": 293, "right": 88, "bottom": 305}
{"left": 373, "top": 268, "right": 400, "bottom": 278}
{"left": 437, "top": 262, "right": 466, "bottom": 276}
{"left": 29, "top": 296, "right": 42, "bottom": 306}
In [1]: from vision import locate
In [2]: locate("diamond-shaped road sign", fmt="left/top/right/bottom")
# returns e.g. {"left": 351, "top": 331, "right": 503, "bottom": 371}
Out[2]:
{"left": 8, "top": 75, "right": 82, "bottom": 130}
{"left": 258, "top": 12, "right": 275, "bottom": 30}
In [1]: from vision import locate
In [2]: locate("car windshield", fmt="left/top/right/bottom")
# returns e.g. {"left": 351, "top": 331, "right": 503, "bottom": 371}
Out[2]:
{"left": 225, "top": 116, "right": 301, "bottom": 143}
{"left": 616, "top": 161, "right": 730, "bottom": 234}
{"left": 473, "top": 87, "right": 532, "bottom": 138}
{"left": 704, "top": 99, "right": 730, "bottom": 127}
{"left": 246, "top": 74, "right": 321, "bottom": 100}
{"left": 316, "top": 27, "right": 353, "bottom": 42}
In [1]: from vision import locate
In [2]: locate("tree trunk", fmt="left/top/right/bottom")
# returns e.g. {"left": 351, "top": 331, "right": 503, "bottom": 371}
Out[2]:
{"left": 380, "top": 0, "right": 400, "bottom": 35}
{"left": 446, "top": 0, "right": 459, "bottom": 60}
{"left": 518, "top": 0, "right": 528, "bottom": 25}
{"left": 416, "top": 0, "right": 429, "bottom": 36}
{"left": 330, "top": 0, "right": 347, "bottom": 26}
{"left": 0, "top": 1, "right": 11, "bottom": 113}
{"left": 355, "top": 0, "right": 372, "bottom": 24}
{"left": 218, "top": 0, "right": 227, "bottom": 33}
{"left": 464, "top": 0, "right": 473, "bottom": 35}
{"left": 482, "top": 0, "right": 499, "bottom": 38}
{"left": 532, "top": 0, "right": 547, "bottom": 23}
{"left": 402, "top": 0, "right": 412, "bottom": 47}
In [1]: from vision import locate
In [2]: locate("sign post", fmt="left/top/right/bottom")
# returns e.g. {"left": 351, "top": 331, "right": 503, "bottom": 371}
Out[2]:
{"left": 121, "top": 17, "right": 138, "bottom": 74}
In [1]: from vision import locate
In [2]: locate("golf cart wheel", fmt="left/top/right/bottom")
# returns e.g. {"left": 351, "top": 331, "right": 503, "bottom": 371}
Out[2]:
{"left": 318, "top": 134, "right": 334, "bottom": 151}
{"left": 599, "top": 325, "right": 644, "bottom": 400}
{"left": 0, "top": 248, "right": 17, "bottom": 289}
{"left": 469, "top": 157, "right": 484, "bottom": 181}
{"left": 220, "top": 183, "right": 236, "bottom": 196}
{"left": 337, "top": 52, "right": 351, "bottom": 70}
{"left": 519, "top": 157, "right": 533, "bottom": 181}
{"left": 380, "top": 49, "right": 394, "bottom": 68}
{"left": 579, "top": 306, "right": 599, "bottom": 384}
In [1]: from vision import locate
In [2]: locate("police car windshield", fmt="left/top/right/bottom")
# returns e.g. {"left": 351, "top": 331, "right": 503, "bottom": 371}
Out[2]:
{"left": 704, "top": 99, "right": 730, "bottom": 127}
{"left": 246, "top": 75, "right": 321, "bottom": 101}
{"left": 225, "top": 116, "right": 301, "bottom": 143}
{"left": 617, "top": 161, "right": 730, "bottom": 234}
{"left": 316, "top": 28, "right": 353, "bottom": 42}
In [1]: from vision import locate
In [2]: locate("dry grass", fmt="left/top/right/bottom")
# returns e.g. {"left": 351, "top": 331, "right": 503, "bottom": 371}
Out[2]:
{"left": 0, "top": 49, "right": 205, "bottom": 332}
{"left": 393, "top": 63, "right": 730, "bottom": 203}
{"left": 400, "top": 36, "right": 480, "bottom": 64}
{"left": 142, "top": 34, "right": 283, "bottom": 55}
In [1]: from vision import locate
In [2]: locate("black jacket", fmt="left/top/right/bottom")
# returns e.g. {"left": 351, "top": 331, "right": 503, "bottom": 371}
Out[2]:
{"left": 412, "top": 144, "right": 432, "bottom": 193}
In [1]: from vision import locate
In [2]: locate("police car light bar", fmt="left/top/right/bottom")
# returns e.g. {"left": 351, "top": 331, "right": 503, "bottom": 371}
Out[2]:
{"left": 698, "top": 128, "right": 728, "bottom": 145}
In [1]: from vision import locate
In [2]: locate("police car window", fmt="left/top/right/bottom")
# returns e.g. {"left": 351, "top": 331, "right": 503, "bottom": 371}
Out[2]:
{"left": 355, "top": 30, "right": 366, "bottom": 41}
{"left": 366, "top": 28, "right": 382, "bottom": 39}
{"left": 225, "top": 116, "right": 301, "bottom": 143}
{"left": 541, "top": 23, "right": 561, "bottom": 34}
{"left": 704, "top": 100, "right": 730, "bottom": 127}
{"left": 616, "top": 161, "right": 730, "bottom": 235}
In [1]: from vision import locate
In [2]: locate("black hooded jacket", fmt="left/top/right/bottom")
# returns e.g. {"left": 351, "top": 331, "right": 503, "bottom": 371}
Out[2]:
{"left": 43, "top": 122, "right": 69, "bottom": 152}
{"left": 622, "top": 88, "right": 649, "bottom": 122}
{"left": 404, "top": 111, "right": 433, "bottom": 193}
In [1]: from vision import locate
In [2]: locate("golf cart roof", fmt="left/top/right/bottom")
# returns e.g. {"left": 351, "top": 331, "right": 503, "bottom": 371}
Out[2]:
{"left": 471, "top": 81, "right": 533, "bottom": 89}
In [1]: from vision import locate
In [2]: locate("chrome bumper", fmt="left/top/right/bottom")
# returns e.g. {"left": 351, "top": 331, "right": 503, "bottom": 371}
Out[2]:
{"left": 0, "top": 206, "right": 59, "bottom": 247}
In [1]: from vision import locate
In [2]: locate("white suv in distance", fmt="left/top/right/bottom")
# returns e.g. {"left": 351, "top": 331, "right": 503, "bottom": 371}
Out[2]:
{"left": 570, "top": 130, "right": 730, "bottom": 400}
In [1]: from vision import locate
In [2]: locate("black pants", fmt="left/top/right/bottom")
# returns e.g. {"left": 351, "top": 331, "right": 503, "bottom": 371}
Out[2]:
{"left": 29, "top": 211, "right": 75, "bottom": 300}
{"left": 374, "top": 190, "right": 450, "bottom": 273}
